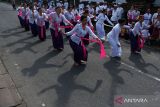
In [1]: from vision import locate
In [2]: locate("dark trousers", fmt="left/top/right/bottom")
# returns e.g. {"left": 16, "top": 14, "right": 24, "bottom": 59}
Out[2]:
{"left": 50, "top": 29, "right": 64, "bottom": 49}
{"left": 18, "top": 16, "right": 24, "bottom": 27}
{"left": 69, "top": 39, "right": 88, "bottom": 64}
{"left": 24, "top": 19, "right": 30, "bottom": 31}
{"left": 30, "top": 22, "right": 38, "bottom": 36}
{"left": 130, "top": 31, "right": 140, "bottom": 52}
{"left": 45, "top": 21, "right": 49, "bottom": 29}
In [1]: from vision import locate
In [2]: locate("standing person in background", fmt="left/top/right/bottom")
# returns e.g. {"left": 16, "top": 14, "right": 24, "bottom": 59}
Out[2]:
{"left": 88, "top": 4, "right": 95, "bottom": 15}
{"left": 79, "top": 2, "right": 84, "bottom": 11}
{"left": 134, "top": 6, "right": 140, "bottom": 21}
{"left": 96, "top": 10, "right": 114, "bottom": 41}
{"left": 151, "top": 15, "right": 160, "bottom": 40}
{"left": 43, "top": 5, "right": 50, "bottom": 29}
{"left": 107, "top": 3, "right": 113, "bottom": 19}
{"left": 64, "top": 7, "right": 76, "bottom": 33}
{"left": 64, "top": 0, "right": 69, "bottom": 10}
{"left": 33, "top": 2, "right": 38, "bottom": 10}
{"left": 28, "top": 5, "right": 38, "bottom": 37}
{"left": 22, "top": 3, "right": 30, "bottom": 31}
{"left": 116, "top": 3, "right": 124, "bottom": 20}
{"left": 111, "top": 5, "right": 118, "bottom": 24}
{"left": 96, "top": 3, "right": 101, "bottom": 15}
{"left": 152, "top": 8, "right": 160, "bottom": 23}
{"left": 82, "top": 10, "right": 94, "bottom": 45}
{"left": 144, "top": 8, "right": 152, "bottom": 26}
{"left": 127, "top": 5, "right": 136, "bottom": 24}
{"left": 72, "top": 5, "right": 80, "bottom": 23}
{"left": 56, "top": 0, "right": 62, "bottom": 7}
{"left": 11, "top": 0, "right": 16, "bottom": 10}
{"left": 17, "top": 3, "right": 24, "bottom": 27}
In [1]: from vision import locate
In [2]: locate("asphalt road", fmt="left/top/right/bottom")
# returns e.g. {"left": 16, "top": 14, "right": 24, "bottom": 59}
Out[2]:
{"left": 0, "top": 2, "right": 160, "bottom": 107}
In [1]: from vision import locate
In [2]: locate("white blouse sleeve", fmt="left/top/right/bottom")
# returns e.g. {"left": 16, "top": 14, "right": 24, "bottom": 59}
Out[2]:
{"left": 62, "top": 14, "right": 71, "bottom": 25}
{"left": 87, "top": 26, "right": 98, "bottom": 39}
{"left": 105, "top": 15, "right": 114, "bottom": 26}
{"left": 66, "top": 24, "right": 78, "bottom": 36}
{"left": 88, "top": 16, "right": 93, "bottom": 27}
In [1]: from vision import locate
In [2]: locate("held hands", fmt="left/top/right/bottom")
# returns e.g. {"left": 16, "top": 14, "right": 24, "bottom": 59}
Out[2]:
{"left": 61, "top": 31, "right": 66, "bottom": 35}
{"left": 96, "top": 38, "right": 101, "bottom": 42}
{"left": 70, "top": 23, "right": 74, "bottom": 27}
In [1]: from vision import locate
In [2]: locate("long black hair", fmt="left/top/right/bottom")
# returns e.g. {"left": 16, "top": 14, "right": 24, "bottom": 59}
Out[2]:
{"left": 80, "top": 15, "right": 87, "bottom": 22}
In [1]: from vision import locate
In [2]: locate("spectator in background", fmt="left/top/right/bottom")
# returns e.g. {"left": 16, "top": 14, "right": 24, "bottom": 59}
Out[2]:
{"left": 11, "top": 0, "right": 16, "bottom": 10}
{"left": 111, "top": 4, "right": 118, "bottom": 24}
{"left": 127, "top": 5, "right": 135, "bottom": 23}
{"left": 152, "top": 8, "right": 160, "bottom": 23}
{"left": 116, "top": 3, "right": 124, "bottom": 20}
{"left": 151, "top": 15, "right": 160, "bottom": 40}
{"left": 64, "top": 0, "right": 69, "bottom": 10}
{"left": 144, "top": 8, "right": 152, "bottom": 26}
{"left": 134, "top": 6, "right": 140, "bottom": 21}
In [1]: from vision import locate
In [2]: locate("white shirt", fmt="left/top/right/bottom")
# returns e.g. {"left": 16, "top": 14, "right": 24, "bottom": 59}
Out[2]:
{"left": 22, "top": 7, "right": 30, "bottom": 19}
{"left": 64, "top": 11, "right": 75, "bottom": 22}
{"left": 87, "top": 16, "right": 93, "bottom": 27}
{"left": 36, "top": 13, "right": 47, "bottom": 26}
{"left": 134, "top": 10, "right": 140, "bottom": 19}
{"left": 107, "top": 24, "right": 121, "bottom": 45}
{"left": 64, "top": 2, "right": 69, "bottom": 9}
{"left": 79, "top": 3, "right": 84, "bottom": 9}
{"left": 153, "top": 19, "right": 160, "bottom": 28}
{"left": 49, "top": 12, "right": 70, "bottom": 30}
{"left": 56, "top": 2, "right": 62, "bottom": 7}
{"left": 127, "top": 9, "right": 135, "bottom": 20}
{"left": 117, "top": 7, "right": 124, "bottom": 19}
{"left": 111, "top": 9, "right": 118, "bottom": 22}
{"left": 96, "top": 6, "right": 101, "bottom": 14}
{"left": 144, "top": 13, "right": 152, "bottom": 25}
{"left": 28, "top": 10, "right": 38, "bottom": 24}
{"left": 66, "top": 24, "right": 98, "bottom": 45}
{"left": 96, "top": 13, "right": 114, "bottom": 26}
{"left": 72, "top": 9, "right": 79, "bottom": 16}
{"left": 132, "top": 21, "right": 143, "bottom": 36}
{"left": 89, "top": 7, "right": 94, "bottom": 15}
{"left": 152, "top": 13, "right": 159, "bottom": 23}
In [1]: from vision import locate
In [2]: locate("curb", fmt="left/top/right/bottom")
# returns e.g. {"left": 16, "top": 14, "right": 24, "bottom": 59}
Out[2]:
{"left": 0, "top": 57, "right": 26, "bottom": 107}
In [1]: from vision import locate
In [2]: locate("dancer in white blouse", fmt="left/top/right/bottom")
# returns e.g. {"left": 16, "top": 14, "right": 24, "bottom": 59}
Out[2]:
{"left": 65, "top": 15, "right": 100, "bottom": 66}
{"left": 28, "top": 5, "right": 38, "bottom": 37}
{"left": 36, "top": 8, "right": 48, "bottom": 41}
{"left": 130, "top": 15, "right": 144, "bottom": 53}
{"left": 96, "top": 10, "right": 114, "bottom": 41}
{"left": 49, "top": 6, "right": 73, "bottom": 51}
{"left": 107, "top": 19, "right": 126, "bottom": 59}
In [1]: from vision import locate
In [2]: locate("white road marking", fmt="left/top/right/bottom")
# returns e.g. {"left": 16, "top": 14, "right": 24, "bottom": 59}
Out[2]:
{"left": 119, "top": 61, "right": 160, "bottom": 82}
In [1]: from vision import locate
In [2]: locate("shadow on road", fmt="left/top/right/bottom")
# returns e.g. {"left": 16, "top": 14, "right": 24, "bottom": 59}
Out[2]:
{"left": 5, "top": 36, "right": 34, "bottom": 47}
{"left": 11, "top": 40, "right": 41, "bottom": 54}
{"left": 21, "top": 50, "right": 66, "bottom": 77}
{"left": 1, "top": 26, "right": 21, "bottom": 34}
{"left": 129, "top": 53, "right": 159, "bottom": 74}
{"left": 38, "top": 65, "right": 102, "bottom": 107}
{"left": 103, "top": 59, "right": 133, "bottom": 107}
{"left": 0, "top": 29, "right": 26, "bottom": 38}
